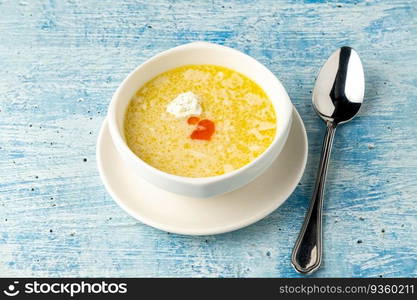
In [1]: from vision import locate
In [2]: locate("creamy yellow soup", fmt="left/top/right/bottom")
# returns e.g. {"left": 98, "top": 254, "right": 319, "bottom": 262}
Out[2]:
{"left": 124, "top": 65, "right": 276, "bottom": 177}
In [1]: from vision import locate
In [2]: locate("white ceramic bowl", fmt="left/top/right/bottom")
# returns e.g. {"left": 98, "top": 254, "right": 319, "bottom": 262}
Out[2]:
{"left": 107, "top": 42, "right": 293, "bottom": 198}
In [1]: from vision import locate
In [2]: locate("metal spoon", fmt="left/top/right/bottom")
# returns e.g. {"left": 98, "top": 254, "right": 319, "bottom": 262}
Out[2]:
{"left": 291, "top": 46, "right": 365, "bottom": 274}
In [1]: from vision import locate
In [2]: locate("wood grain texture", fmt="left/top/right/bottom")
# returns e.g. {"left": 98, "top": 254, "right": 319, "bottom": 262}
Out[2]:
{"left": 0, "top": 0, "right": 416, "bottom": 277}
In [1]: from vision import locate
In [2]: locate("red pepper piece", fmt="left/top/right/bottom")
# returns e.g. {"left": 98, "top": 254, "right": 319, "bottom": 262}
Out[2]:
{"left": 187, "top": 116, "right": 200, "bottom": 125}
{"left": 190, "top": 119, "right": 215, "bottom": 141}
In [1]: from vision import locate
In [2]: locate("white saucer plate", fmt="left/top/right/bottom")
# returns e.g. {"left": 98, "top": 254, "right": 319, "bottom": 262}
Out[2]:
{"left": 96, "top": 108, "right": 308, "bottom": 235}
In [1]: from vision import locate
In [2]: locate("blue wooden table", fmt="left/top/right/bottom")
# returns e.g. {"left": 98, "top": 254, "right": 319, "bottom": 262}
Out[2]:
{"left": 0, "top": 0, "right": 416, "bottom": 277}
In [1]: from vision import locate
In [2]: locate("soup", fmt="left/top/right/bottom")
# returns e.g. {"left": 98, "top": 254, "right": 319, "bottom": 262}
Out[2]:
{"left": 124, "top": 65, "right": 276, "bottom": 177}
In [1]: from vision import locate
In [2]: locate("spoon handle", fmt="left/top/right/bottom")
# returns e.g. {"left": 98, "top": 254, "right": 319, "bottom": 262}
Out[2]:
{"left": 291, "top": 122, "right": 336, "bottom": 274}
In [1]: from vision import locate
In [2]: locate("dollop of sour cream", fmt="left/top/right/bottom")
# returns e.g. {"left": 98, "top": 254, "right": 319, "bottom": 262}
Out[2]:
{"left": 166, "top": 91, "right": 202, "bottom": 118}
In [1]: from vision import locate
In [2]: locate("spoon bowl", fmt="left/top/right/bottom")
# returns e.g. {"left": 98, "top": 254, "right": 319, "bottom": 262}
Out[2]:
{"left": 313, "top": 46, "right": 365, "bottom": 124}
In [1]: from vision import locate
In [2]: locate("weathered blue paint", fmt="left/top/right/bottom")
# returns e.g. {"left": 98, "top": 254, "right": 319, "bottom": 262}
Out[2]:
{"left": 0, "top": 0, "right": 416, "bottom": 277}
